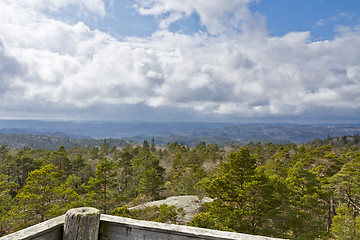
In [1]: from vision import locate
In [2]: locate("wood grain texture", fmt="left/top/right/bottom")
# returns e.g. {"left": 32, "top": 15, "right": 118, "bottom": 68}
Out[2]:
{"left": 63, "top": 207, "right": 100, "bottom": 240}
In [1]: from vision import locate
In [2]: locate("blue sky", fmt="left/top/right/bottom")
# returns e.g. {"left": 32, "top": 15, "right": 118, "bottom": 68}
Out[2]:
{"left": 0, "top": 0, "right": 360, "bottom": 123}
{"left": 251, "top": 0, "right": 360, "bottom": 40}
{"left": 77, "top": 0, "right": 360, "bottom": 40}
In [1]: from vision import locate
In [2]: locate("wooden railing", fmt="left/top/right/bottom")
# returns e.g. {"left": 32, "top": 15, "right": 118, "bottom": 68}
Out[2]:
{"left": 1, "top": 207, "right": 285, "bottom": 240}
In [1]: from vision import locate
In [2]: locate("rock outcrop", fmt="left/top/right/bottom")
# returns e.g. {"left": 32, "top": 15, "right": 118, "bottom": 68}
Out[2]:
{"left": 130, "top": 195, "right": 213, "bottom": 222}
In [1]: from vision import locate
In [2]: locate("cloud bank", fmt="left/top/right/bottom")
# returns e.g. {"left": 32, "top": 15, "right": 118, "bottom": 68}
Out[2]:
{"left": 0, "top": 0, "right": 359, "bottom": 121}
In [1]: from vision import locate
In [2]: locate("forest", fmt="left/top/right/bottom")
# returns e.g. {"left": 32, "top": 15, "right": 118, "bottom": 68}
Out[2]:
{"left": 1, "top": 134, "right": 360, "bottom": 239}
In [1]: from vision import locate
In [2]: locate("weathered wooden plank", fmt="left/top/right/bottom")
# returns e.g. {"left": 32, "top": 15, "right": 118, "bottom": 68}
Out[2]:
{"left": 1, "top": 210, "right": 286, "bottom": 240}
{"left": 99, "top": 215, "right": 285, "bottom": 240}
{"left": 0, "top": 215, "right": 65, "bottom": 240}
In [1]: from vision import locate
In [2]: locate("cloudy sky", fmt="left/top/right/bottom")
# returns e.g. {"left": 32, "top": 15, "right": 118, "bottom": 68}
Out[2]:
{"left": 0, "top": 0, "right": 360, "bottom": 123}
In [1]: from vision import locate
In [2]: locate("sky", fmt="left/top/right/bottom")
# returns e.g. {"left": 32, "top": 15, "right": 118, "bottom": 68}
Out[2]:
{"left": 0, "top": 0, "right": 360, "bottom": 123}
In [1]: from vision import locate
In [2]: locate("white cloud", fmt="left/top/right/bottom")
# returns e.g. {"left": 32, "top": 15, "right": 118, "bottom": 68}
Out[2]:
{"left": 316, "top": 19, "right": 325, "bottom": 27}
{"left": 0, "top": 0, "right": 359, "bottom": 121}
{"left": 133, "top": 0, "right": 265, "bottom": 35}
{"left": 5, "top": 0, "right": 106, "bottom": 17}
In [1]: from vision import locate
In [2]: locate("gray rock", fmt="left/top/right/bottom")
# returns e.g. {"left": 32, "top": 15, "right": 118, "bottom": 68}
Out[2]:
{"left": 130, "top": 195, "right": 213, "bottom": 222}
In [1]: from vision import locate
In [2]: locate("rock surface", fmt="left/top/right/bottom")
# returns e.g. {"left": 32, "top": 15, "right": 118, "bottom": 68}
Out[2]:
{"left": 130, "top": 195, "right": 213, "bottom": 222}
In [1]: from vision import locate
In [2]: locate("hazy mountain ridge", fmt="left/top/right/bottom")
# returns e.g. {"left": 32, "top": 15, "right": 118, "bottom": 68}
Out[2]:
{"left": 0, "top": 128, "right": 92, "bottom": 140}
{"left": 0, "top": 120, "right": 233, "bottom": 139}
{"left": 0, "top": 120, "right": 360, "bottom": 148}
{"left": 187, "top": 123, "right": 360, "bottom": 143}
{"left": 0, "top": 133, "right": 129, "bottom": 150}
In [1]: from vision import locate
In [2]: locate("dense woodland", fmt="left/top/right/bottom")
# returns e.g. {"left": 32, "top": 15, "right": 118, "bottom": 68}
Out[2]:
{"left": 1, "top": 135, "right": 360, "bottom": 239}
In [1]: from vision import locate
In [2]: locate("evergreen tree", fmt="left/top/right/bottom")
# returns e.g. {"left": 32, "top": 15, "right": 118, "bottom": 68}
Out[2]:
{"left": 117, "top": 148, "right": 133, "bottom": 192}
{"left": 131, "top": 148, "right": 165, "bottom": 202}
{"left": 329, "top": 152, "right": 360, "bottom": 237}
{"left": 70, "top": 153, "right": 91, "bottom": 183}
{"left": 15, "top": 155, "right": 41, "bottom": 190}
{"left": 0, "top": 174, "right": 17, "bottom": 235}
{"left": 50, "top": 146, "right": 71, "bottom": 174}
{"left": 191, "top": 147, "right": 281, "bottom": 236}
{"left": 284, "top": 161, "right": 329, "bottom": 239}
{"left": 86, "top": 157, "right": 117, "bottom": 213}
{"left": 137, "top": 153, "right": 165, "bottom": 200}
{"left": 11, "top": 164, "right": 80, "bottom": 227}
{"left": 168, "top": 153, "right": 185, "bottom": 194}
{"left": 331, "top": 204, "right": 360, "bottom": 240}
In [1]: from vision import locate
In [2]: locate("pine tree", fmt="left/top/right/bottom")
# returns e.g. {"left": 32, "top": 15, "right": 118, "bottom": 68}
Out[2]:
{"left": 331, "top": 204, "right": 360, "bottom": 240}
{"left": 137, "top": 153, "right": 165, "bottom": 200}
{"left": 284, "top": 161, "right": 329, "bottom": 239}
{"left": 0, "top": 174, "right": 17, "bottom": 235}
{"left": 86, "top": 157, "right": 117, "bottom": 213}
{"left": 50, "top": 146, "right": 71, "bottom": 174}
{"left": 11, "top": 164, "right": 80, "bottom": 227}
{"left": 191, "top": 147, "right": 281, "bottom": 236}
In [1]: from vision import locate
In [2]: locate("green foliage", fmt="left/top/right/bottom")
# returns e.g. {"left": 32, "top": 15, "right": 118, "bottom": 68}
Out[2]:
{"left": 284, "top": 162, "right": 329, "bottom": 239}
{"left": 330, "top": 152, "right": 360, "bottom": 206}
{"left": 9, "top": 164, "right": 80, "bottom": 230}
{"left": 331, "top": 204, "right": 360, "bottom": 240}
{"left": 266, "top": 146, "right": 294, "bottom": 179}
{"left": 189, "top": 212, "right": 225, "bottom": 231}
{"left": 86, "top": 157, "right": 117, "bottom": 213}
{"left": 111, "top": 204, "right": 184, "bottom": 224}
{"left": 0, "top": 174, "right": 17, "bottom": 235}
{"left": 194, "top": 147, "right": 282, "bottom": 236}
{"left": 111, "top": 205, "right": 131, "bottom": 218}
{"left": 49, "top": 146, "right": 71, "bottom": 174}
{"left": 1, "top": 135, "right": 360, "bottom": 239}
{"left": 114, "top": 147, "right": 134, "bottom": 201}
{"left": 0, "top": 153, "right": 41, "bottom": 192}
{"left": 132, "top": 149, "right": 165, "bottom": 202}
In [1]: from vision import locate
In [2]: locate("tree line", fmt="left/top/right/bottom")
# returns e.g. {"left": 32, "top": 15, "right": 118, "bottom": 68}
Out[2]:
{"left": 0, "top": 135, "right": 360, "bottom": 239}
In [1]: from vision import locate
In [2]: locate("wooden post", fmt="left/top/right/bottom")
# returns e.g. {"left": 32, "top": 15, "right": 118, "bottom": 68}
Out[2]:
{"left": 63, "top": 207, "right": 100, "bottom": 240}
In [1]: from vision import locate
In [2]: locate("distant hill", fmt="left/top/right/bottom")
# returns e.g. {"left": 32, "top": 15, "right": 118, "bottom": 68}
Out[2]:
{"left": 0, "top": 120, "right": 360, "bottom": 148}
{"left": 0, "top": 133, "right": 129, "bottom": 150}
{"left": 185, "top": 123, "right": 360, "bottom": 144}
{"left": 0, "top": 120, "right": 233, "bottom": 139}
